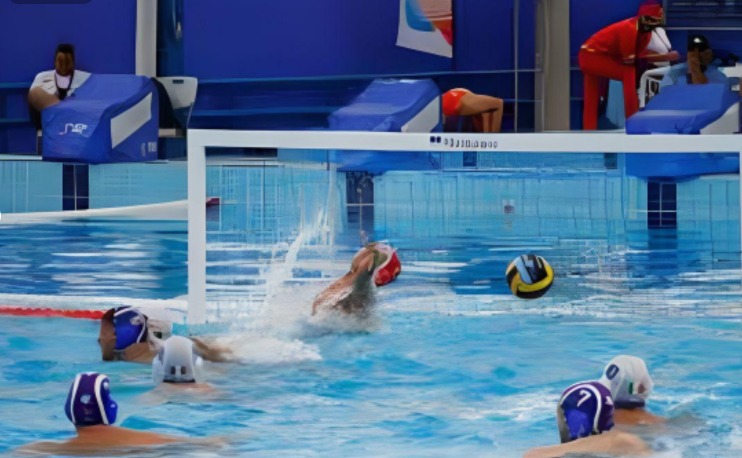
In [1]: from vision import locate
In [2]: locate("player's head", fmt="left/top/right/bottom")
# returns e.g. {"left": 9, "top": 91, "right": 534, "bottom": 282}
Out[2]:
{"left": 99, "top": 307, "right": 148, "bottom": 361}
{"left": 152, "top": 336, "right": 204, "bottom": 384}
{"left": 557, "top": 381, "right": 615, "bottom": 443}
{"left": 598, "top": 355, "right": 654, "bottom": 409}
{"left": 64, "top": 372, "right": 118, "bottom": 427}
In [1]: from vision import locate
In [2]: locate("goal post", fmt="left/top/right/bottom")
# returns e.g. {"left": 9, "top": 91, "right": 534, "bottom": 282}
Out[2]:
{"left": 187, "top": 129, "right": 742, "bottom": 324}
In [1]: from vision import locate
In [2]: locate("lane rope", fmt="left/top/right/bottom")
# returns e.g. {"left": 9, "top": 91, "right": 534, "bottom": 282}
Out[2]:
{"left": 0, "top": 306, "right": 105, "bottom": 320}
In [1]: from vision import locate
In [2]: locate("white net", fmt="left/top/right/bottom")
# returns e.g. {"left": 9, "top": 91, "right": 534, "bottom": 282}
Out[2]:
{"left": 188, "top": 130, "right": 742, "bottom": 324}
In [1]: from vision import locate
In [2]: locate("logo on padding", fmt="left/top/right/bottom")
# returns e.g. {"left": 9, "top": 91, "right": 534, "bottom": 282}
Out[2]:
{"left": 59, "top": 123, "right": 88, "bottom": 135}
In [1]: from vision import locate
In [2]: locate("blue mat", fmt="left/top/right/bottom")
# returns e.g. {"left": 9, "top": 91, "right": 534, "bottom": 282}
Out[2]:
{"left": 324, "top": 78, "right": 440, "bottom": 173}
{"left": 626, "top": 83, "right": 737, "bottom": 135}
{"left": 625, "top": 83, "right": 739, "bottom": 179}
{"left": 328, "top": 78, "right": 439, "bottom": 132}
{"left": 43, "top": 74, "right": 158, "bottom": 164}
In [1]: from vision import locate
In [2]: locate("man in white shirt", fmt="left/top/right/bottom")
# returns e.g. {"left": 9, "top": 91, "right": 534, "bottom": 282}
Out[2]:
{"left": 28, "top": 43, "right": 91, "bottom": 128}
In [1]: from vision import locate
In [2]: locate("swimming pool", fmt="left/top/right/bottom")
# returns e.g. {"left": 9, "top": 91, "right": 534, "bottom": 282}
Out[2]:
{"left": 0, "top": 162, "right": 741, "bottom": 457}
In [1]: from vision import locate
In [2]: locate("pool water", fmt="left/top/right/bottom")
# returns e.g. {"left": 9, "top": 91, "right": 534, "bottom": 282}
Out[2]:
{"left": 1, "top": 305, "right": 740, "bottom": 457}
{"left": 0, "top": 163, "right": 741, "bottom": 457}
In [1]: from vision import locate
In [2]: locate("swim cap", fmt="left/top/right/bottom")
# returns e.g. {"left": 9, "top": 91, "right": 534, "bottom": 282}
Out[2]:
{"left": 152, "top": 336, "right": 203, "bottom": 384}
{"left": 371, "top": 243, "right": 401, "bottom": 286}
{"left": 558, "top": 381, "right": 614, "bottom": 442}
{"left": 598, "top": 355, "right": 654, "bottom": 408}
{"left": 64, "top": 372, "right": 118, "bottom": 426}
{"left": 112, "top": 307, "right": 148, "bottom": 351}
{"left": 637, "top": 1, "right": 663, "bottom": 19}
{"left": 506, "top": 254, "right": 554, "bottom": 299}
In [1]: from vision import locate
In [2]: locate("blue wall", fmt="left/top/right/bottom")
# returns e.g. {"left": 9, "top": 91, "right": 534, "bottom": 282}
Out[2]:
{"left": 455, "top": 0, "right": 535, "bottom": 72}
{"left": 180, "top": 0, "right": 536, "bottom": 131}
{"left": 183, "top": 0, "right": 452, "bottom": 79}
{"left": 0, "top": 0, "right": 137, "bottom": 83}
{"left": 182, "top": 0, "right": 535, "bottom": 80}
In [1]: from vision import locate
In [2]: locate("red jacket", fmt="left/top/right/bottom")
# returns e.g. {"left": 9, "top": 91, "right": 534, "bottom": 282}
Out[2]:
{"left": 581, "top": 18, "right": 652, "bottom": 63}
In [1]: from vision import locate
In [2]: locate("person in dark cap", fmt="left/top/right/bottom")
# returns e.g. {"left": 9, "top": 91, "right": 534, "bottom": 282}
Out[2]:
{"left": 661, "top": 34, "right": 728, "bottom": 87}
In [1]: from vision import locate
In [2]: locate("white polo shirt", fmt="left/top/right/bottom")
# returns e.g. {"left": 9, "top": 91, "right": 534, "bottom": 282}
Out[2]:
{"left": 30, "top": 69, "right": 92, "bottom": 97}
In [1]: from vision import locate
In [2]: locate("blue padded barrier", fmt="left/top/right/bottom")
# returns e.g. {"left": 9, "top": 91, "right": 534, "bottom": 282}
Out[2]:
{"left": 626, "top": 83, "right": 738, "bottom": 135}
{"left": 323, "top": 78, "right": 441, "bottom": 173}
{"left": 328, "top": 78, "right": 440, "bottom": 132}
{"left": 42, "top": 75, "right": 158, "bottom": 164}
{"left": 625, "top": 83, "right": 740, "bottom": 180}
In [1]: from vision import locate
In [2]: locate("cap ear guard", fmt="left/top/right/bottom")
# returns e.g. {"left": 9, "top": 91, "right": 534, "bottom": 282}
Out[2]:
{"left": 565, "top": 409, "right": 592, "bottom": 441}
{"left": 559, "top": 381, "right": 615, "bottom": 442}
{"left": 152, "top": 336, "right": 203, "bottom": 384}
{"left": 64, "top": 373, "right": 118, "bottom": 426}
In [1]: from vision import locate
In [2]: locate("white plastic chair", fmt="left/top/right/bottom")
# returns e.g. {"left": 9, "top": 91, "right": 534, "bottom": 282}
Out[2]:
{"left": 638, "top": 66, "right": 672, "bottom": 108}
{"left": 720, "top": 63, "right": 742, "bottom": 92}
{"left": 155, "top": 76, "right": 198, "bottom": 138}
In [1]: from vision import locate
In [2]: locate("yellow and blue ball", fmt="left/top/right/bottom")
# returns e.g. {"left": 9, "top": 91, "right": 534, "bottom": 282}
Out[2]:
{"left": 506, "top": 254, "right": 554, "bottom": 299}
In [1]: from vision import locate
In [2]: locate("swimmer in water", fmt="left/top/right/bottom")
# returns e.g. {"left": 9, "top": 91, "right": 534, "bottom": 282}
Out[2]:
{"left": 152, "top": 335, "right": 214, "bottom": 392}
{"left": 599, "top": 355, "right": 665, "bottom": 425}
{"left": 311, "top": 242, "right": 401, "bottom": 316}
{"left": 98, "top": 306, "right": 234, "bottom": 363}
{"left": 524, "top": 381, "right": 650, "bottom": 458}
{"left": 98, "top": 306, "right": 160, "bottom": 363}
{"left": 16, "top": 372, "right": 219, "bottom": 455}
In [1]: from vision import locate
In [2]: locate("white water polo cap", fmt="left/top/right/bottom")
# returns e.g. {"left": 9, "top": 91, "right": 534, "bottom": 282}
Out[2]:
{"left": 598, "top": 355, "right": 654, "bottom": 408}
{"left": 152, "top": 336, "right": 203, "bottom": 383}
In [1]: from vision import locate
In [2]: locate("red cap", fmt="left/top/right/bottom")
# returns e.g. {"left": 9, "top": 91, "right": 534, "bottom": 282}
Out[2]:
{"left": 637, "top": 1, "right": 663, "bottom": 19}
{"left": 375, "top": 249, "right": 401, "bottom": 287}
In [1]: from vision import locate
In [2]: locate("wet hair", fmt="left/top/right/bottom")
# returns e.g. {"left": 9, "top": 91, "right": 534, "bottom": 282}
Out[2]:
{"left": 55, "top": 43, "right": 75, "bottom": 61}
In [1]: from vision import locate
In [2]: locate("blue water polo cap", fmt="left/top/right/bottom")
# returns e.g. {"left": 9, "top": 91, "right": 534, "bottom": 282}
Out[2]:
{"left": 112, "top": 306, "right": 148, "bottom": 350}
{"left": 559, "top": 381, "right": 615, "bottom": 441}
{"left": 64, "top": 372, "right": 118, "bottom": 426}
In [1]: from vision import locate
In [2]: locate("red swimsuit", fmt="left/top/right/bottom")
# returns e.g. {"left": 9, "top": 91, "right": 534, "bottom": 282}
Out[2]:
{"left": 442, "top": 88, "right": 471, "bottom": 117}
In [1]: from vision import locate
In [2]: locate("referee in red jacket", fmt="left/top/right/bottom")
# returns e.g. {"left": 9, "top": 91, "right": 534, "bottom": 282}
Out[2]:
{"left": 579, "top": 1, "right": 678, "bottom": 130}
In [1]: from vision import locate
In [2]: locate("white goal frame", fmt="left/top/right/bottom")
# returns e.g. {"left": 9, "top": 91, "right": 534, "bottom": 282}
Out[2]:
{"left": 187, "top": 129, "right": 742, "bottom": 324}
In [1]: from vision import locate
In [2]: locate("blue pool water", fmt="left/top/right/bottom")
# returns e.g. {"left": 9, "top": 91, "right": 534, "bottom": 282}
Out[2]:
{"left": 1, "top": 307, "right": 740, "bottom": 456}
{"left": 0, "top": 162, "right": 741, "bottom": 457}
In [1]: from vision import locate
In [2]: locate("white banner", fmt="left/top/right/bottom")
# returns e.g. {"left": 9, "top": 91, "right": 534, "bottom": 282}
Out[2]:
{"left": 396, "top": 0, "right": 453, "bottom": 58}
